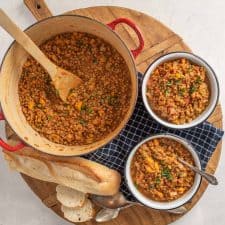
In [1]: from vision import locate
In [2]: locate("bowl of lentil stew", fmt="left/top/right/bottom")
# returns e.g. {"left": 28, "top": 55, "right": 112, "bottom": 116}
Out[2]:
{"left": 0, "top": 15, "right": 144, "bottom": 155}
{"left": 142, "top": 52, "right": 219, "bottom": 129}
{"left": 125, "top": 134, "right": 202, "bottom": 210}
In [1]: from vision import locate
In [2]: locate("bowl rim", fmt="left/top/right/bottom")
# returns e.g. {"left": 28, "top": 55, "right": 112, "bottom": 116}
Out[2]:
{"left": 141, "top": 51, "right": 220, "bottom": 130}
{"left": 125, "top": 133, "right": 202, "bottom": 210}
{"left": 0, "top": 14, "right": 138, "bottom": 156}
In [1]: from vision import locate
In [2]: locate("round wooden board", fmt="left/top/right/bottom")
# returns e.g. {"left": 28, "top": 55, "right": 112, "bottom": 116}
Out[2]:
{"left": 5, "top": 4, "right": 223, "bottom": 225}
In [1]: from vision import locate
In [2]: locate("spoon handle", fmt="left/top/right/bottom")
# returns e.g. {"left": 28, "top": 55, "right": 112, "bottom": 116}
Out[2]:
{"left": 95, "top": 208, "right": 120, "bottom": 222}
{"left": 95, "top": 203, "right": 137, "bottom": 222}
{"left": 0, "top": 9, "right": 56, "bottom": 77}
{"left": 167, "top": 206, "right": 188, "bottom": 214}
{"left": 178, "top": 158, "right": 218, "bottom": 185}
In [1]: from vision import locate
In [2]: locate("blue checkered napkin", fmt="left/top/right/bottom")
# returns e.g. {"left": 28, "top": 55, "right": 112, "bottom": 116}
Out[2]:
{"left": 84, "top": 73, "right": 224, "bottom": 201}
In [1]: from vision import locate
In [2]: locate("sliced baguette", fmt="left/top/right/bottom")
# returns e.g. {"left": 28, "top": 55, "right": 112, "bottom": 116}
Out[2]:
{"left": 61, "top": 199, "right": 94, "bottom": 223}
{"left": 56, "top": 185, "right": 86, "bottom": 208}
{"left": 3, "top": 147, "right": 121, "bottom": 195}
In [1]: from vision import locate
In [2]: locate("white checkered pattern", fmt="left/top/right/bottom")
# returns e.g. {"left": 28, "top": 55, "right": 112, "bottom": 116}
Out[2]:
{"left": 84, "top": 73, "right": 224, "bottom": 200}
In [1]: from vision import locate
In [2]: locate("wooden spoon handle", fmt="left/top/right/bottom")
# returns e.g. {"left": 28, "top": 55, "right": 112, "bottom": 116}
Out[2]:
{"left": 0, "top": 9, "right": 56, "bottom": 77}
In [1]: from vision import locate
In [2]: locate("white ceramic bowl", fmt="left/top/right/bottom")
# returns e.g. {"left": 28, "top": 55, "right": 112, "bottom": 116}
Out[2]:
{"left": 125, "top": 134, "right": 202, "bottom": 210}
{"left": 142, "top": 52, "right": 219, "bottom": 129}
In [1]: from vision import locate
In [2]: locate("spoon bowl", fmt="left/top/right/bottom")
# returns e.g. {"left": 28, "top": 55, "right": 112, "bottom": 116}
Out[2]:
{"left": 95, "top": 208, "right": 120, "bottom": 222}
{"left": 91, "top": 192, "right": 133, "bottom": 209}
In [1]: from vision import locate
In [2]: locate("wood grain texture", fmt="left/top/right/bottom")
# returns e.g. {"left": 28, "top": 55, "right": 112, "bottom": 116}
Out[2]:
{"left": 5, "top": 5, "right": 223, "bottom": 225}
{"left": 24, "top": 0, "right": 52, "bottom": 20}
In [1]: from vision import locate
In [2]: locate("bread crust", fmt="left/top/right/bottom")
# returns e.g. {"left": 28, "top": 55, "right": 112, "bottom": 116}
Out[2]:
{"left": 3, "top": 147, "right": 121, "bottom": 195}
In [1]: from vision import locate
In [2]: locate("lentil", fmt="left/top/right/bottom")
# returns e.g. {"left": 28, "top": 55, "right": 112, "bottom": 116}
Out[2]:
{"left": 19, "top": 32, "right": 131, "bottom": 145}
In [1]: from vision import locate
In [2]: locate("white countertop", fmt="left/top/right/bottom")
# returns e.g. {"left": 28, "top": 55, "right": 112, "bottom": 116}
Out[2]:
{"left": 0, "top": 0, "right": 224, "bottom": 225}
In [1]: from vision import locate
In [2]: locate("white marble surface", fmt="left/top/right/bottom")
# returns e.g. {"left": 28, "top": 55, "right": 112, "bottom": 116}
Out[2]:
{"left": 0, "top": 0, "right": 224, "bottom": 224}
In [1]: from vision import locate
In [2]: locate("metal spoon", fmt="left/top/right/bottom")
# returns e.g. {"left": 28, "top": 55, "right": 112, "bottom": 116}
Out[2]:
{"left": 178, "top": 158, "right": 218, "bottom": 185}
{"left": 95, "top": 203, "right": 137, "bottom": 223}
{"left": 91, "top": 192, "right": 139, "bottom": 222}
{"left": 91, "top": 192, "right": 136, "bottom": 209}
{"left": 95, "top": 208, "right": 120, "bottom": 222}
{"left": 94, "top": 191, "right": 188, "bottom": 222}
{"left": 166, "top": 206, "right": 188, "bottom": 214}
{"left": 95, "top": 201, "right": 188, "bottom": 222}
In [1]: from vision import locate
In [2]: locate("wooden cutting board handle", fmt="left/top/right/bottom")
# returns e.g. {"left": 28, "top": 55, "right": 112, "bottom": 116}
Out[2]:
{"left": 24, "top": 0, "right": 52, "bottom": 21}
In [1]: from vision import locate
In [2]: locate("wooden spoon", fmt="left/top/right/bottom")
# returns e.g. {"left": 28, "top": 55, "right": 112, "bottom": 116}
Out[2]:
{"left": 0, "top": 9, "right": 82, "bottom": 102}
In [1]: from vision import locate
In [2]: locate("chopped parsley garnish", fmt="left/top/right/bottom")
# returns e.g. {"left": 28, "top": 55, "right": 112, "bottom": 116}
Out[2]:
{"left": 107, "top": 95, "right": 118, "bottom": 106}
{"left": 178, "top": 88, "right": 185, "bottom": 96}
{"left": 155, "top": 177, "right": 161, "bottom": 185}
{"left": 166, "top": 80, "right": 173, "bottom": 86}
{"left": 79, "top": 118, "right": 87, "bottom": 125}
{"left": 188, "top": 65, "right": 193, "bottom": 72}
{"left": 47, "top": 115, "right": 52, "bottom": 120}
{"left": 86, "top": 107, "right": 93, "bottom": 114}
{"left": 134, "top": 182, "right": 139, "bottom": 189}
{"left": 195, "top": 76, "right": 202, "bottom": 85}
{"left": 189, "top": 84, "right": 197, "bottom": 94}
{"left": 161, "top": 167, "right": 172, "bottom": 180}
{"left": 175, "top": 79, "right": 182, "bottom": 84}
{"left": 165, "top": 88, "right": 170, "bottom": 96}
{"left": 81, "top": 104, "right": 93, "bottom": 114}
{"left": 189, "top": 76, "right": 202, "bottom": 94}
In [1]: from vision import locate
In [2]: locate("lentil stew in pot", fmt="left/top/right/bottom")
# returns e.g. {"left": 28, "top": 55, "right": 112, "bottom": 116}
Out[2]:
{"left": 131, "top": 138, "right": 195, "bottom": 202}
{"left": 18, "top": 32, "right": 131, "bottom": 145}
{"left": 146, "top": 58, "right": 210, "bottom": 124}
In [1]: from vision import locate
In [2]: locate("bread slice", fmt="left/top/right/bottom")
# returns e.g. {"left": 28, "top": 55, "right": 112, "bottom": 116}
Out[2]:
{"left": 61, "top": 199, "right": 94, "bottom": 222}
{"left": 56, "top": 185, "right": 86, "bottom": 208}
{"left": 3, "top": 147, "right": 121, "bottom": 196}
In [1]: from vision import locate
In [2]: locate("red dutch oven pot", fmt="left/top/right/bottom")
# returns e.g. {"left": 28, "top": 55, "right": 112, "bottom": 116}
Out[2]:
{"left": 0, "top": 15, "right": 144, "bottom": 156}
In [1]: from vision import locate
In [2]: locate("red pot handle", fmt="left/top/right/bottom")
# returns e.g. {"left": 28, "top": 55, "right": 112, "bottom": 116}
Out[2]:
{"left": 107, "top": 18, "right": 144, "bottom": 59}
{"left": 0, "top": 112, "right": 25, "bottom": 152}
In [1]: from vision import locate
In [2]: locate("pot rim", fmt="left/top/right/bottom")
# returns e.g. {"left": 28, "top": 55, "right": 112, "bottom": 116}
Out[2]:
{"left": 0, "top": 14, "right": 138, "bottom": 156}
